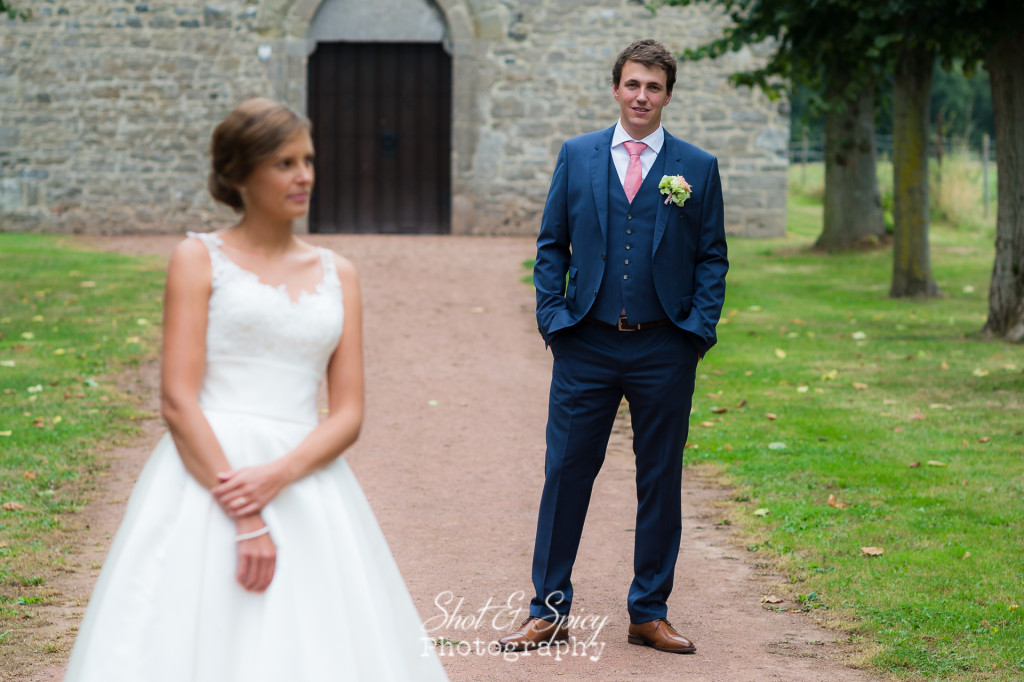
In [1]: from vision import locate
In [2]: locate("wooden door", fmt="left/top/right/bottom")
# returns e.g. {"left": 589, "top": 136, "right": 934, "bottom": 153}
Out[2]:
{"left": 307, "top": 42, "right": 452, "bottom": 234}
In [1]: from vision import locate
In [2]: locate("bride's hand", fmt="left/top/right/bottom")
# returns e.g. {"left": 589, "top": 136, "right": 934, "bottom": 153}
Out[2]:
{"left": 212, "top": 461, "right": 290, "bottom": 519}
{"left": 234, "top": 516, "right": 276, "bottom": 592}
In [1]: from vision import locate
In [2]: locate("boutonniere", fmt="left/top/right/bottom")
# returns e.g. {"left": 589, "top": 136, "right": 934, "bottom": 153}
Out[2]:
{"left": 659, "top": 174, "right": 692, "bottom": 207}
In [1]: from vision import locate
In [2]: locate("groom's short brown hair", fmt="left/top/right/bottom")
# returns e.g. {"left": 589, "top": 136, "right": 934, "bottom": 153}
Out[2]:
{"left": 612, "top": 39, "right": 677, "bottom": 94}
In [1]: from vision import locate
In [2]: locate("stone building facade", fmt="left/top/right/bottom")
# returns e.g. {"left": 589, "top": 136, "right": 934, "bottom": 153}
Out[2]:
{"left": 0, "top": 0, "right": 788, "bottom": 236}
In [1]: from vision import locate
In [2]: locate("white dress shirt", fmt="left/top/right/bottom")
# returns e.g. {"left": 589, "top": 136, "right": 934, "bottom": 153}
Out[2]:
{"left": 611, "top": 121, "right": 664, "bottom": 189}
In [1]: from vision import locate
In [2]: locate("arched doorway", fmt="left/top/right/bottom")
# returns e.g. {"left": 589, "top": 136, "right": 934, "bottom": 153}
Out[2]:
{"left": 305, "top": 0, "right": 452, "bottom": 234}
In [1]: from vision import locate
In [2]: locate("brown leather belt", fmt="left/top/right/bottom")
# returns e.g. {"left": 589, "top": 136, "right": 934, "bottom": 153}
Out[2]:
{"left": 585, "top": 316, "right": 672, "bottom": 332}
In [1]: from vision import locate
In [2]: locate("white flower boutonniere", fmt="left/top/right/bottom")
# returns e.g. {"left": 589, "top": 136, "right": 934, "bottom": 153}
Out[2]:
{"left": 659, "top": 174, "right": 692, "bottom": 207}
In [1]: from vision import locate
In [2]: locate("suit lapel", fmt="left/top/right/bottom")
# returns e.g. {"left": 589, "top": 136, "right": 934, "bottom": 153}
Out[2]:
{"left": 590, "top": 127, "right": 615, "bottom": 244}
{"left": 653, "top": 132, "right": 682, "bottom": 254}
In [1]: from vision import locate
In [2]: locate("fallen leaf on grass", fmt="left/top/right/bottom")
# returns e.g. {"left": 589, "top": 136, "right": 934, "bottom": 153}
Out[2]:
{"left": 860, "top": 546, "right": 884, "bottom": 556}
{"left": 962, "top": 552, "right": 971, "bottom": 560}
{"left": 711, "top": 406, "right": 728, "bottom": 414}
{"left": 700, "top": 421, "right": 715, "bottom": 428}
{"left": 909, "top": 461, "right": 921, "bottom": 468}
{"left": 797, "top": 385, "right": 809, "bottom": 393}
{"left": 736, "top": 399, "right": 747, "bottom": 408}
{"left": 2, "top": 502, "right": 25, "bottom": 511}
{"left": 761, "top": 595, "right": 783, "bottom": 604}
{"left": 940, "top": 362, "right": 950, "bottom": 371}
{"left": 753, "top": 508, "right": 770, "bottom": 517}
{"left": 0, "top": 430, "right": 11, "bottom": 437}
{"left": 972, "top": 368, "right": 989, "bottom": 377}
{"left": 852, "top": 382, "right": 868, "bottom": 390}
{"left": 927, "top": 460, "right": 946, "bottom": 467}
{"left": 827, "top": 494, "right": 848, "bottom": 509}
{"left": 821, "top": 369, "right": 839, "bottom": 381}
{"left": 910, "top": 408, "right": 925, "bottom": 420}
{"left": 774, "top": 348, "right": 786, "bottom": 359}
{"left": 765, "top": 413, "right": 777, "bottom": 421}
{"left": 768, "top": 442, "right": 787, "bottom": 451}
{"left": 23, "top": 471, "right": 36, "bottom": 480}
{"left": 978, "top": 437, "right": 991, "bottom": 443}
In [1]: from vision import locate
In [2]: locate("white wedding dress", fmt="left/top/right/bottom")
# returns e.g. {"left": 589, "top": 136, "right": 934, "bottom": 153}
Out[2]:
{"left": 65, "top": 232, "right": 448, "bottom": 681}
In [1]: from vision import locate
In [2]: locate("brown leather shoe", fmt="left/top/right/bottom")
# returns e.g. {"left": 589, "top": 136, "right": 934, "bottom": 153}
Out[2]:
{"left": 497, "top": 616, "right": 569, "bottom": 651}
{"left": 627, "top": 618, "right": 696, "bottom": 654}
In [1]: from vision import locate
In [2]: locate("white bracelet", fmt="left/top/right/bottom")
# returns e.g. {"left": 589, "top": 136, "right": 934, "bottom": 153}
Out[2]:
{"left": 235, "top": 526, "right": 270, "bottom": 542}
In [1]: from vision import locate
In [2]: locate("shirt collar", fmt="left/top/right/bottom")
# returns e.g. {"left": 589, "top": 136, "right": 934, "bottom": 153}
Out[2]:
{"left": 612, "top": 121, "right": 664, "bottom": 153}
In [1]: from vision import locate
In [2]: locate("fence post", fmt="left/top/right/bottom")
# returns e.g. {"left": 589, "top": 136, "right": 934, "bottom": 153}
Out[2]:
{"left": 801, "top": 128, "right": 808, "bottom": 187}
{"left": 982, "top": 133, "right": 990, "bottom": 220}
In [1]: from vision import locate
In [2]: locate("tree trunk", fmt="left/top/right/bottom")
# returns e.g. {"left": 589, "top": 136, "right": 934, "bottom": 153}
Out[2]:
{"left": 890, "top": 44, "right": 941, "bottom": 298}
{"left": 982, "top": 35, "right": 1024, "bottom": 341}
{"left": 815, "top": 74, "right": 886, "bottom": 251}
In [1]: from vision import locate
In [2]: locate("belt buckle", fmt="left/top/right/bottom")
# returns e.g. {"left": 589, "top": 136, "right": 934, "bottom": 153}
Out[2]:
{"left": 616, "top": 316, "right": 638, "bottom": 332}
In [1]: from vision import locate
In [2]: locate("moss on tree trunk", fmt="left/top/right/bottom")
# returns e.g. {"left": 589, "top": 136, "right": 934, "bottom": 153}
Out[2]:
{"left": 890, "top": 43, "right": 941, "bottom": 298}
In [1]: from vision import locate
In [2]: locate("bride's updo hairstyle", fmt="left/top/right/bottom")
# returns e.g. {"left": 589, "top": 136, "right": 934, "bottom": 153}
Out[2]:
{"left": 208, "top": 97, "right": 311, "bottom": 211}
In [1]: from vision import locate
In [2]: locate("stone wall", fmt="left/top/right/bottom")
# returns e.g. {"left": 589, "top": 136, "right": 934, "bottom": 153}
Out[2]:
{"left": 0, "top": 0, "right": 788, "bottom": 236}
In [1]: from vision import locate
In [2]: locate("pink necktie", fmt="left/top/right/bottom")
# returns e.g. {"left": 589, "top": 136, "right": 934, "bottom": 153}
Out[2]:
{"left": 622, "top": 140, "right": 647, "bottom": 204}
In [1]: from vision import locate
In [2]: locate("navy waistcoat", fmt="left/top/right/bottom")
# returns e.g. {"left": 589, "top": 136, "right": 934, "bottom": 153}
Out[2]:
{"left": 590, "top": 148, "right": 669, "bottom": 325}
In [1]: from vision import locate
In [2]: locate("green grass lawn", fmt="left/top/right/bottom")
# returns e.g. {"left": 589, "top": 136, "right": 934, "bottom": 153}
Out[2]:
{"left": 0, "top": 234, "right": 165, "bottom": 643}
{"left": 686, "top": 179, "right": 1022, "bottom": 679}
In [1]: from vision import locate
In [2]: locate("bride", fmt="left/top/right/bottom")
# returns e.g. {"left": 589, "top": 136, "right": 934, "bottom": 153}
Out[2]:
{"left": 64, "top": 98, "right": 448, "bottom": 681}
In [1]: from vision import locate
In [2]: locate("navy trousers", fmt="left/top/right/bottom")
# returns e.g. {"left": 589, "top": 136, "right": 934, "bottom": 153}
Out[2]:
{"left": 529, "top": 321, "right": 699, "bottom": 624}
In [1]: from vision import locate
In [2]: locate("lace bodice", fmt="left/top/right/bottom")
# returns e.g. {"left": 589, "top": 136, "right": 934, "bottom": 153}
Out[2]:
{"left": 188, "top": 230, "right": 344, "bottom": 384}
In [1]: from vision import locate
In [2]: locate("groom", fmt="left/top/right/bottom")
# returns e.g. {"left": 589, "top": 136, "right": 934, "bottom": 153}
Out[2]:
{"left": 499, "top": 39, "right": 728, "bottom": 655}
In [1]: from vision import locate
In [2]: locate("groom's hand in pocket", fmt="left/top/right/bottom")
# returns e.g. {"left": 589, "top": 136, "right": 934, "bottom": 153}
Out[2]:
{"left": 235, "top": 516, "right": 276, "bottom": 592}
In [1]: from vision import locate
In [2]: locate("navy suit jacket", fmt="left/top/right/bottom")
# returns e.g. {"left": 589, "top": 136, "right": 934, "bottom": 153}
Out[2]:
{"left": 534, "top": 125, "right": 729, "bottom": 356}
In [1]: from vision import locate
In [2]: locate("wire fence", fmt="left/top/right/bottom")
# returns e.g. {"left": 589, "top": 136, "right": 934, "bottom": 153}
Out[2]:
{"left": 789, "top": 132, "right": 998, "bottom": 220}
{"left": 788, "top": 133, "right": 997, "bottom": 165}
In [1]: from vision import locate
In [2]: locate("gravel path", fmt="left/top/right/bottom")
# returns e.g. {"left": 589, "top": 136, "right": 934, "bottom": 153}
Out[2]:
{"left": 23, "top": 234, "right": 882, "bottom": 681}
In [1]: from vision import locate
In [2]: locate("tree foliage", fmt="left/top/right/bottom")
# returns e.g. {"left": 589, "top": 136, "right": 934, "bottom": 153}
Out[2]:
{"left": 1, "top": 0, "right": 30, "bottom": 20}
{"left": 648, "top": 0, "right": 896, "bottom": 114}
